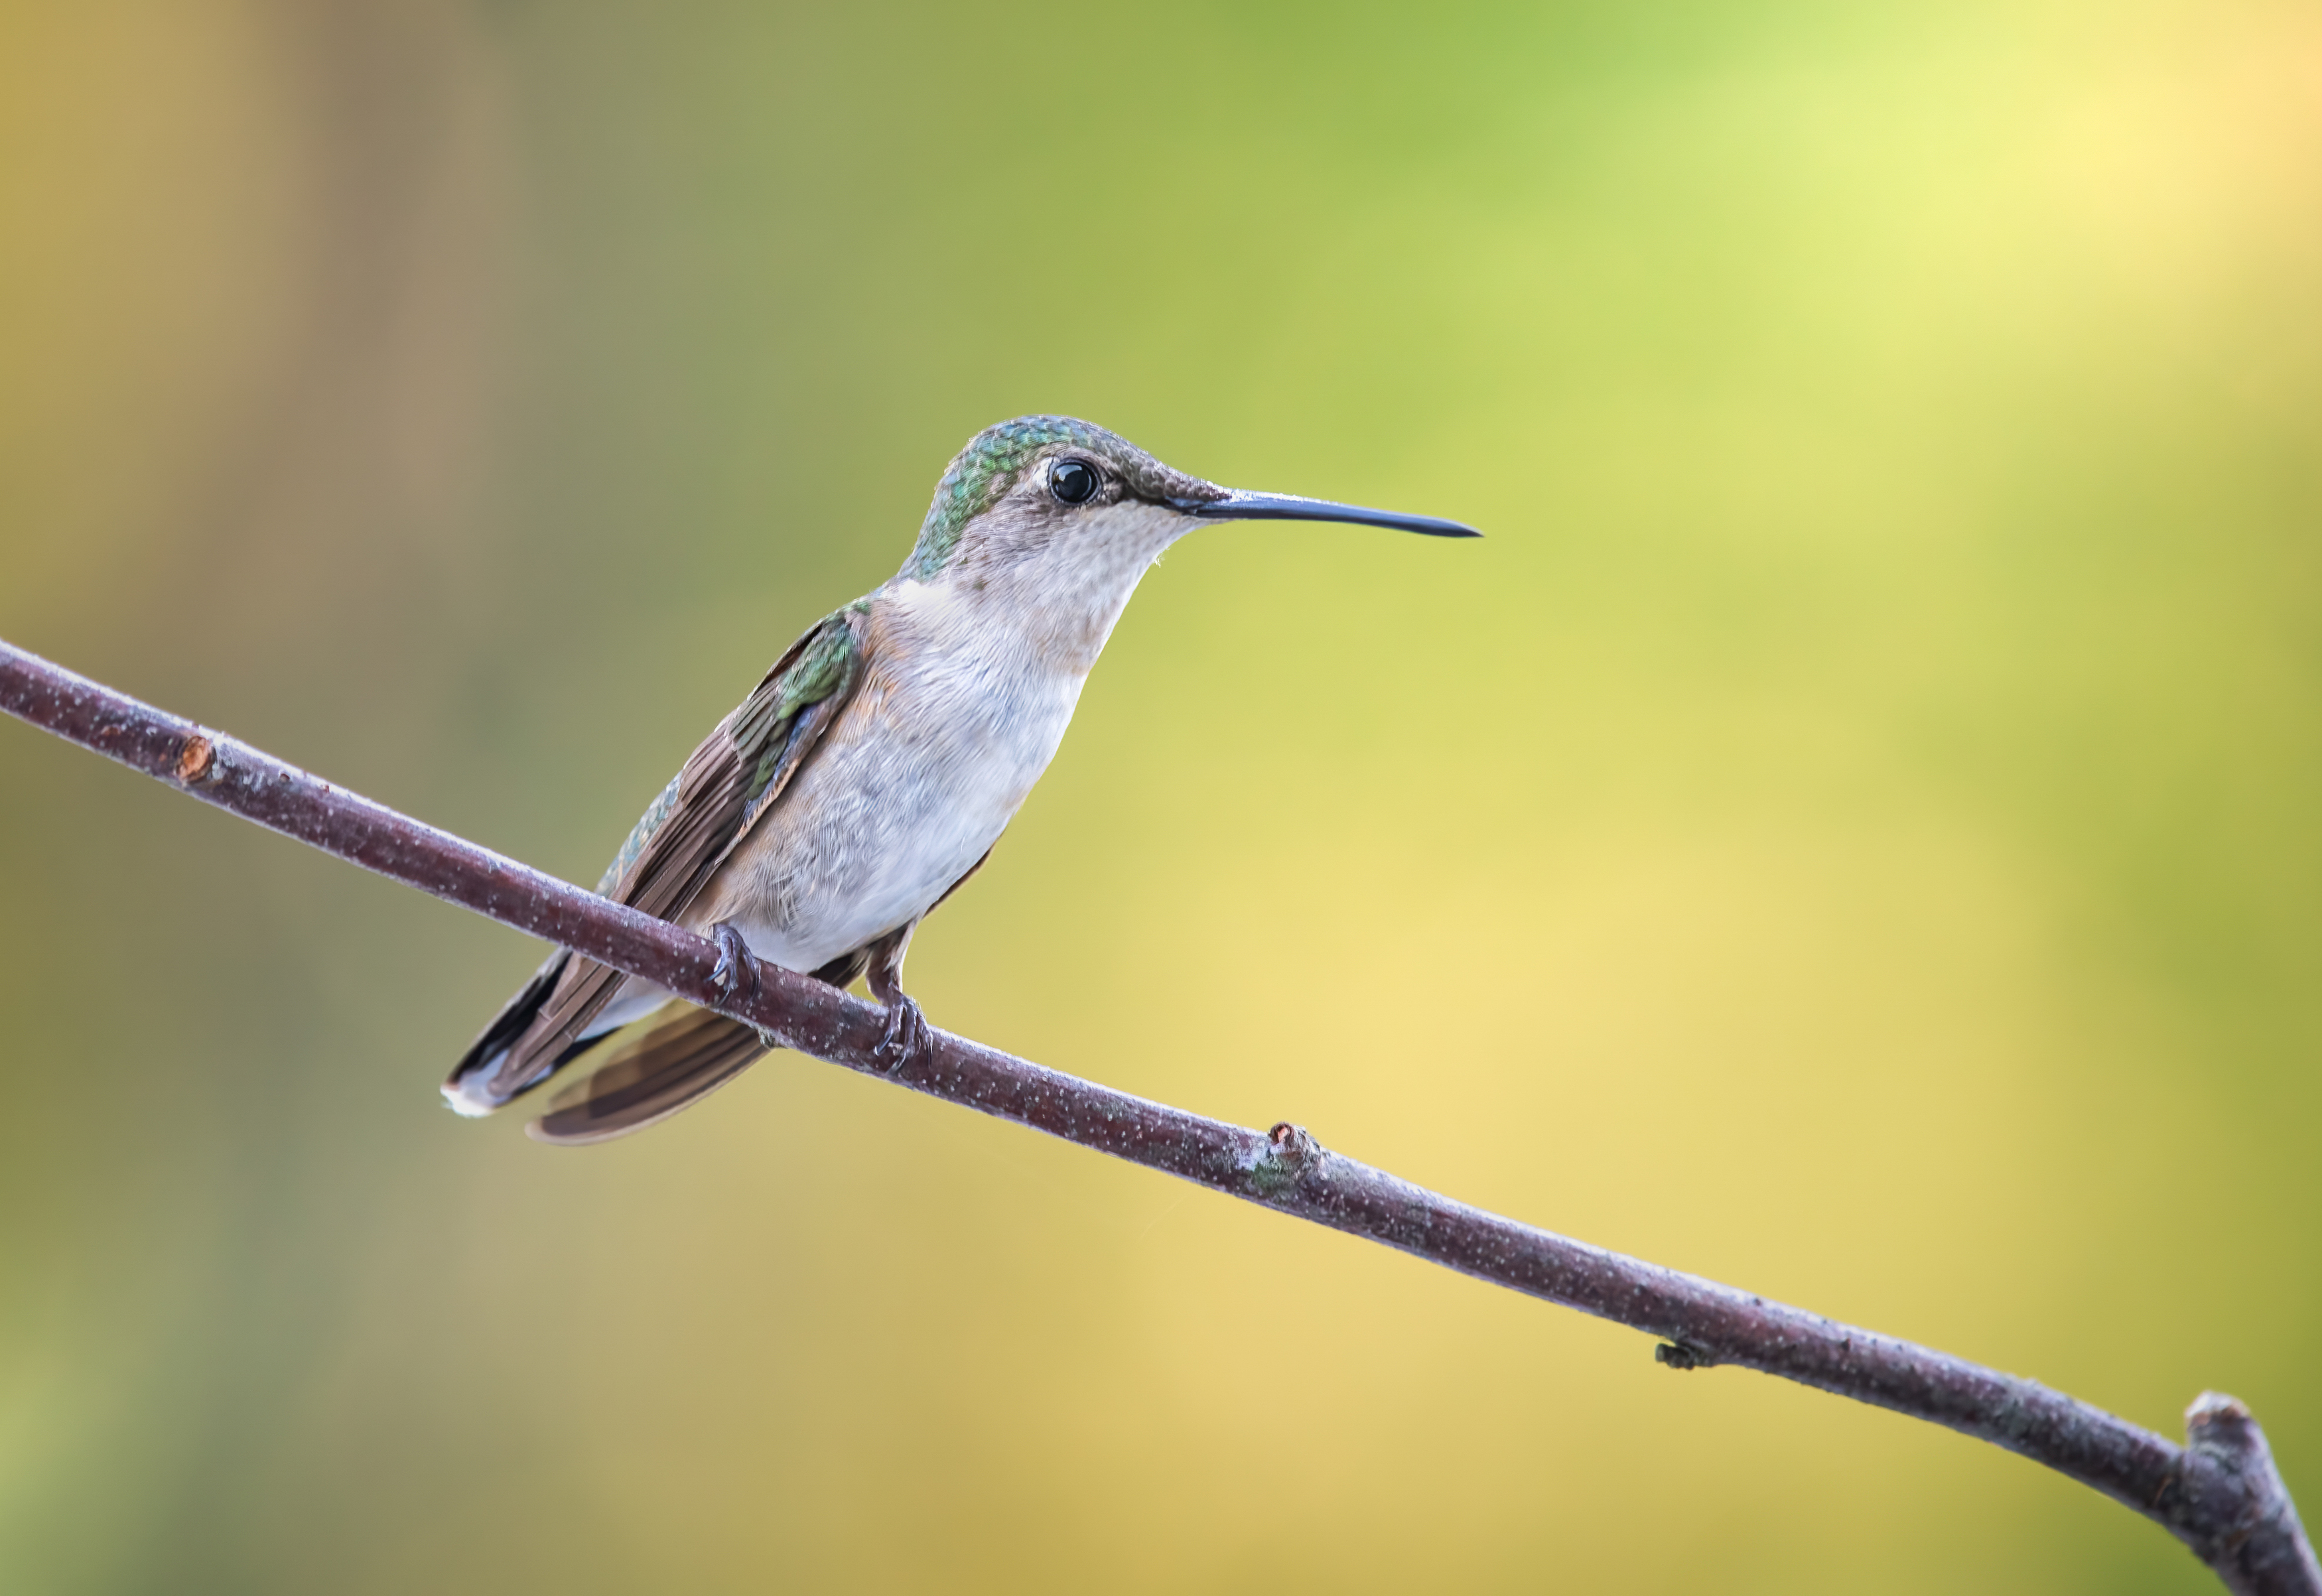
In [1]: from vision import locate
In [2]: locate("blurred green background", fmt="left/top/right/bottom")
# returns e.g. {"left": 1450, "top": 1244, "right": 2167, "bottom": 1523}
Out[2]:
{"left": 3, "top": 1, "right": 2318, "bottom": 1590}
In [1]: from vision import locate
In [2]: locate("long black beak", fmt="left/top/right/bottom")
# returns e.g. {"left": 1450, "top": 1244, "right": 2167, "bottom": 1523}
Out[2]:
{"left": 1171, "top": 490, "right": 1481, "bottom": 539}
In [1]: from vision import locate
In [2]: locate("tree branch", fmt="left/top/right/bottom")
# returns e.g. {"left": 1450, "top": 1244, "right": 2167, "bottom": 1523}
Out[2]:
{"left": 3, "top": 634, "right": 2313, "bottom": 1594}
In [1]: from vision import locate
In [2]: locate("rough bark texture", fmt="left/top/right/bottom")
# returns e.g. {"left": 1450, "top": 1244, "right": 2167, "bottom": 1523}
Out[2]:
{"left": 3, "top": 635, "right": 2315, "bottom": 1595}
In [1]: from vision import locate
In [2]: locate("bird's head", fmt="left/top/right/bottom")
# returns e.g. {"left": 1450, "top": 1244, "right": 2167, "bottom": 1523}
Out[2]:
{"left": 900, "top": 415, "right": 1477, "bottom": 589}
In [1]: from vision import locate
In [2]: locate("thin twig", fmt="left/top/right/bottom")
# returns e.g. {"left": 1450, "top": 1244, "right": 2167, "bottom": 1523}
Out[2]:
{"left": 2, "top": 635, "right": 2313, "bottom": 1595}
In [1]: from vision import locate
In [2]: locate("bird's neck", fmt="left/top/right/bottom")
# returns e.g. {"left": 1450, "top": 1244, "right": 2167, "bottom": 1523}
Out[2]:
{"left": 886, "top": 504, "right": 1187, "bottom": 679}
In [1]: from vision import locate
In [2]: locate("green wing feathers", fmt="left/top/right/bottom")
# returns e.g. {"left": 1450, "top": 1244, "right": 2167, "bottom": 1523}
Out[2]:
{"left": 596, "top": 771, "right": 681, "bottom": 894}
{"left": 597, "top": 600, "right": 866, "bottom": 904}
{"left": 736, "top": 610, "right": 860, "bottom": 799}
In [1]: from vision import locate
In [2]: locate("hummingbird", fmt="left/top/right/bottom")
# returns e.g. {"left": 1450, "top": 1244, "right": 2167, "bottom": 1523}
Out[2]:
{"left": 445, "top": 415, "right": 1477, "bottom": 1144}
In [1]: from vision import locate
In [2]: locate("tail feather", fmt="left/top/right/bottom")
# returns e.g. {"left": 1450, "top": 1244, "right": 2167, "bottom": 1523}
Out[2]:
{"left": 525, "top": 1006, "right": 770, "bottom": 1146}
{"left": 443, "top": 950, "right": 586, "bottom": 1116}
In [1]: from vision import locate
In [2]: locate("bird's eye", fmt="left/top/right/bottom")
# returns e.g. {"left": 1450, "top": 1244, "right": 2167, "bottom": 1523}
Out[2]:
{"left": 1049, "top": 458, "right": 1099, "bottom": 505}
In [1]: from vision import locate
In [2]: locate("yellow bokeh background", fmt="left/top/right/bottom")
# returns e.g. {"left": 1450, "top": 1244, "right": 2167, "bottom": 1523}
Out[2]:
{"left": 3, "top": 2, "right": 2319, "bottom": 1590}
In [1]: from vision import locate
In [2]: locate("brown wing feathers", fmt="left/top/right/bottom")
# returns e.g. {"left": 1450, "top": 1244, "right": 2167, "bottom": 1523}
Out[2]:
{"left": 506, "top": 728, "right": 750, "bottom": 1079}
{"left": 444, "top": 606, "right": 866, "bottom": 1114}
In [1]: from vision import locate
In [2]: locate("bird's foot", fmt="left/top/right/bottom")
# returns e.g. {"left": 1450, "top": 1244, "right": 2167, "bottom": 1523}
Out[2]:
{"left": 707, "top": 921, "right": 760, "bottom": 1004}
{"left": 709, "top": 924, "right": 789, "bottom": 1051}
{"left": 876, "top": 995, "right": 933, "bottom": 1075}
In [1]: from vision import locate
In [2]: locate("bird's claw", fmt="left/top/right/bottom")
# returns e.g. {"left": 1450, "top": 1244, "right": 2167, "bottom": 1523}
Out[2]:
{"left": 709, "top": 925, "right": 788, "bottom": 1051}
{"left": 875, "top": 996, "right": 932, "bottom": 1075}
{"left": 707, "top": 921, "right": 758, "bottom": 1004}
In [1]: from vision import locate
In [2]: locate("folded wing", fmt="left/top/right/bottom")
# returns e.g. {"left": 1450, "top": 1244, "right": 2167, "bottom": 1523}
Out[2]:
{"left": 443, "top": 601, "right": 868, "bottom": 1117}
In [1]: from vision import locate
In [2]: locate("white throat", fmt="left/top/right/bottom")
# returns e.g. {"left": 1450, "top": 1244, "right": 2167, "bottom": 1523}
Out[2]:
{"left": 924, "top": 498, "right": 1194, "bottom": 677}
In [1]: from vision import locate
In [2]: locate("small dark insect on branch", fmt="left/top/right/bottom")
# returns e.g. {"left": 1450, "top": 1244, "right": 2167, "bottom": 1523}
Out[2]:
{"left": 2, "top": 635, "right": 2315, "bottom": 1595}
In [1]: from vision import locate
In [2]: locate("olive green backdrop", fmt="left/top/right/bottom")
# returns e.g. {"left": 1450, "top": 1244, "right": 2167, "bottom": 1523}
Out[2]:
{"left": 3, "top": 2, "right": 2317, "bottom": 1591}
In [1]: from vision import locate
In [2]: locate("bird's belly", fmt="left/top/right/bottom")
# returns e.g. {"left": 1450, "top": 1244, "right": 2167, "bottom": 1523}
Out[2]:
{"left": 693, "top": 665, "right": 1080, "bottom": 972}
